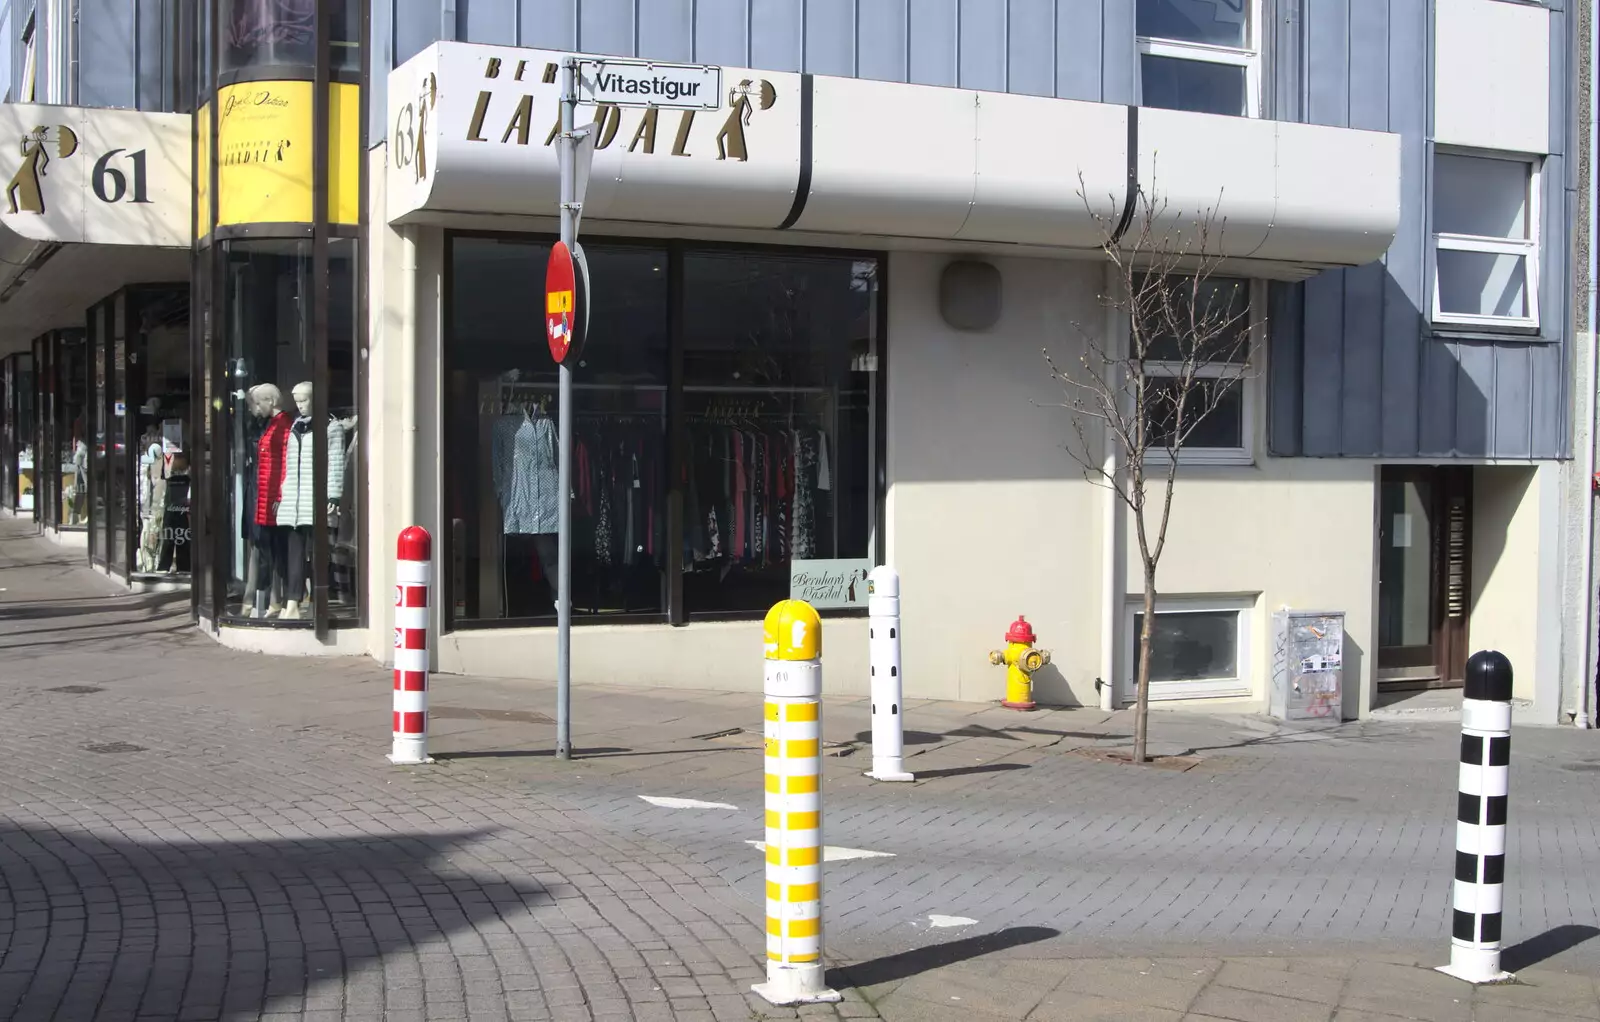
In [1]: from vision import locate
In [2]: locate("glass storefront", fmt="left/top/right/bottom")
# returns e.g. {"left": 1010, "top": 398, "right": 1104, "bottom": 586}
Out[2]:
{"left": 444, "top": 235, "right": 883, "bottom": 628}
{"left": 89, "top": 286, "right": 193, "bottom": 578}
{"left": 2, "top": 354, "right": 34, "bottom": 512}
{"left": 30, "top": 330, "right": 89, "bottom": 532}
{"left": 196, "top": 0, "right": 366, "bottom": 632}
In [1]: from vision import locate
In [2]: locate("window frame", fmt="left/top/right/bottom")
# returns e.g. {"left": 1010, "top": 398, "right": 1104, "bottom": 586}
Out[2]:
{"left": 1122, "top": 594, "right": 1255, "bottom": 702}
{"left": 1136, "top": 0, "right": 1263, "bottom": 118}
{"left": 20, "top": 10, "right": 37, "bottom": 103}
{"left": 1136, "top": 278, "right": 1262, "bottom": 467}
{"left": 1429, "top": 149, "right": 1542, "bottom": 333}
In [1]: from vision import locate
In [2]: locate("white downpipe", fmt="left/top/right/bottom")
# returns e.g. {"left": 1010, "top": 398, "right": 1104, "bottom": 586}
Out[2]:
{"left": 1099, "top": 262, "right": 1120, "bottom": 713}
{"left": 399, "top": 227, "right": 420, "bottom": 566}
{"left": 1579, "top": 0, "right": 1599, "bottom": 728}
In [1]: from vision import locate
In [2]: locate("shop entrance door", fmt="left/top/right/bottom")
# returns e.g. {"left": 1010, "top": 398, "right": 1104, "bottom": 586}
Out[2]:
{"left": 1377, "top": 466, "right": 1472, "bottom": 689}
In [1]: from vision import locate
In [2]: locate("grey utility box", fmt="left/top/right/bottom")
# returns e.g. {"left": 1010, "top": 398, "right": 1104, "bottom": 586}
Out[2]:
{"left": 1269, "top": 610, "right": 1345, "bottom": 724}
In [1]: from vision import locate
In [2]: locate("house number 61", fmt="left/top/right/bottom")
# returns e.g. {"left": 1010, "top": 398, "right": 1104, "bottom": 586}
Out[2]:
{"left": 92, "top": 149, "right": 152, "bottom": 204}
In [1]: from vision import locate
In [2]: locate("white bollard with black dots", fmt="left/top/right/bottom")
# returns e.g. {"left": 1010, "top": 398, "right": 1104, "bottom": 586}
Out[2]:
{"left": 865, "top": 566, "right": 913, "bottom": 782}
{"left": 1438, "top": 649, "right": 1515, "bottom": 984}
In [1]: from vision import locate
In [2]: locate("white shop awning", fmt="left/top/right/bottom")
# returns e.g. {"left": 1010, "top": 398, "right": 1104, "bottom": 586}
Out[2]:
{"left": 387, "top": 42, "right": 1401, "bottom": 280}
{"left": 0, "top": 103, "right": 191, "bottom": 355}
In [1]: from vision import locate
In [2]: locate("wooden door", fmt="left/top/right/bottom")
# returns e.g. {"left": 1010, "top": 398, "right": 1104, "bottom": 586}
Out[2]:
{"left": 1377, "top": 466, "right": 1472, "bottom": 688}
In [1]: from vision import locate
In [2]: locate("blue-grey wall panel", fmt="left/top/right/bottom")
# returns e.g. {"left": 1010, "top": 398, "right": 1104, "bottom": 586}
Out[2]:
{"left": 1099, "top": 0, "right": 1136, "bottom": 105}
{"left": 136, "top": 0, "right": 166, "bottom": 109}
{"left": 957, "top": 0, "right": 1006, "bottom": 92}
{"left": 1378, "top": 0, "right": 1427, "bottom": 456}
{"left": 1304, "top": 0, "right": 1349, "bottom": 128}
{"left": 78, "top": 0, "right": 137, "bottom": 108}
{"left": 395, "top": 0, "right": 440, "bottom": 64}
{"left": 1300, "top": 272, "right": 1344, "bottom": 454}
{"left": 1008, "top": 0, "right": 1055, "bottom": 97}
{"left": 1492, "top": 343, "right": 1533, "bottom": 456}
{"left": 376, "top": 0, "right": 1126, "bottom": 133}
{"left": 460, "top": 0, "right": 515, "bottom": 46}
{"left": 1453, "top": 342, "right": 1494, "bottom": 456}
{"left": 640, "top": 0, "right": 694, "bottom": 62}
{"left": 1270, "top": 0, "right": 1571, "bottom": 459}
{"left": 857, "top": 0, "right": 908, "bottom": 83}
{"left": 907, "top": 0, "right": 958, "bottom": 87}
{"left": 697, "top": 0, "right": 751, "bottom": 67}
{"left": 521, "top": 0, "right": 577, "bottom": 49}
{"left": 580, "top": 0, "right": 636, "bottom": 56}
{"left": 1339, "top": 261, "right": 1385, "bottom": 456}
{"left": 1530, "top": 331, "right": 1567, "bottom": 455}
{"left": 805, "top": 0, "right": 856, "bottom": 77}
{"left": 1055, "top": 0, "right": 1101, "bottom": 101}
{"left": 750, "top": 0, "right": 803, "bottom": 71}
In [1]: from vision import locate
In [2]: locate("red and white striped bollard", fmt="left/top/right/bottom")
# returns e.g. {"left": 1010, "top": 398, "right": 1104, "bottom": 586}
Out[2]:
{"left": 390, "top": 525, "right": 433, "bottom": 764}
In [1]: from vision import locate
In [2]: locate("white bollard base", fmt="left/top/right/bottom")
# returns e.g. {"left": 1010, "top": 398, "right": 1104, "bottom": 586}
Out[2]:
{"left": 866, "top": 758, "right": 915, "bottom": 782}
{"left": 1436, "top": 946, "right": 1516, "bottom": 985}
{"left": 753, "top": 963, "right": 842, "bottom": 1006}
{"left": 387, "top": 739, "right": 434, "bottom": 765}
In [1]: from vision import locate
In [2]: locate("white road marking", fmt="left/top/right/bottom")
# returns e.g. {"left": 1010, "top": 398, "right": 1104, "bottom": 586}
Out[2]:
{"left": 927, "top": 914, "right": 978, "bottom": 928}
{"left": 639, "top": 795, "right": 739, "bottom": 810}
{"left": 744, "top": 840, "right": 895, "bottom": 862}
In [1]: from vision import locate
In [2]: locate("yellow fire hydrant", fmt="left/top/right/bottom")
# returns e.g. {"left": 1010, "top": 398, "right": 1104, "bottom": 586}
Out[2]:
{"left": 989, "top": 615, "right": 1051, "bottom": 710}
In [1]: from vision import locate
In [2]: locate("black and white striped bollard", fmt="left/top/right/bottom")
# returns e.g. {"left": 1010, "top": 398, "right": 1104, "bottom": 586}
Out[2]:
{"left": 1438, "top": 649, "right": 1515, "bottom": 984}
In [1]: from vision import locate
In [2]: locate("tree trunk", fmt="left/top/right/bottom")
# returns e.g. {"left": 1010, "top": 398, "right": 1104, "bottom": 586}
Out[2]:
{"left": 1132, "top": 570, "right": 1156, "bottom": 764}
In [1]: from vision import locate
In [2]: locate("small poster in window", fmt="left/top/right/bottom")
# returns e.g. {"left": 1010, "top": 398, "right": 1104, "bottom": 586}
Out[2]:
{"left": 790, "top": 559, "right": 873, "bottom": 610}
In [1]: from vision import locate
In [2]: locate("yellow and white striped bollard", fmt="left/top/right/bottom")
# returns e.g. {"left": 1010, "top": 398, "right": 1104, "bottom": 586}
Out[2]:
{"left": 753, "top": 599, "right": 841, "bottom": 1006}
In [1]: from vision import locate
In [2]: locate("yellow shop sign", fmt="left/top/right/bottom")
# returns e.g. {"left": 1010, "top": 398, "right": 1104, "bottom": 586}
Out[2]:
{"left": 213, "top": 80, "right": 360, "bottom": 230}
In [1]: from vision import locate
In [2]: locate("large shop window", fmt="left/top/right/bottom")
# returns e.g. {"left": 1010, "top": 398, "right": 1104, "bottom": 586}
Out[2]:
{"left": 1136, "top": 0, "right": 1260, "bottom": 117}
{"left": 445, "top": 238, "right": 882, "bottom": 627}
{"left": 218, "top": 239, "right": 360, "bottom": 624}
{"left": 1126, "top": 597, "right": 1253, "bottom": 701}
{"left": 1431, "top": 152, "right": 1541, "bottom": 331}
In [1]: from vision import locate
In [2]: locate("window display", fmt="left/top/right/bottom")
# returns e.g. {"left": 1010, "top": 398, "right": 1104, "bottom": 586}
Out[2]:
{"left": 3, "top": 354, "right": 34, "bottom": 512}
{"left": 57, "top": 334, "right": 88, "bottom": 530}
{"left": 219, "top": 240, "right": 358, "bottom": 624}
{"left": 443, "top": 236, "right": 881, "bottom": 627}
{"left": 447, "top": 239, "right": 668, "bottom": 622}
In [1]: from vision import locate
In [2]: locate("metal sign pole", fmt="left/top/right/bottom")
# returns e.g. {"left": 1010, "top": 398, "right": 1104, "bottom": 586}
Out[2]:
{"left": 555, "top": 57, "right": 577, "bottom": 761}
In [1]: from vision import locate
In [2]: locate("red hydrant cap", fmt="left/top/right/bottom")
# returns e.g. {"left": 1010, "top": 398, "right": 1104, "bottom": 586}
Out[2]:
{"left": 1005, "top": 615, "right": 1036, "bottom": 644}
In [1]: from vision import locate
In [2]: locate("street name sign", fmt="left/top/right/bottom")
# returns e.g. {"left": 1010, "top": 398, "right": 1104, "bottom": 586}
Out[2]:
{"left": 576, "top": 58, "right": 722, "bottom": 110}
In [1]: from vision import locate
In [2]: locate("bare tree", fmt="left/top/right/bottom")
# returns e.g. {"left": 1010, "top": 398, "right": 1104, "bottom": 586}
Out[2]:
{"left": 1044, "top": 179, "right": 1260, "bottom": 765}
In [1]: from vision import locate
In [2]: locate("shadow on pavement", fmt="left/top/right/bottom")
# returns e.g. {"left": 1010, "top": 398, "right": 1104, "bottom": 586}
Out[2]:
{"left": 829, "top": 925, "right": 1060, "bottom": 991}
{"left": 0, "top": 822, "right": 546, "bottom": 1020}
{"left": 914, "top": 762, "right": 1030, "bottom": 780}
{"left": 436, "top": 747, "right": 630, "bottom": 759}
{"left": 1501, "top": 924, "right": 1600, "bottom": 972}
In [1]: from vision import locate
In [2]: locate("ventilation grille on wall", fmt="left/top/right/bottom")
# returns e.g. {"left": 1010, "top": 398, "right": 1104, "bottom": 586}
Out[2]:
{"left": 1446, "top": 499, "right": 1469, "bottom": 619}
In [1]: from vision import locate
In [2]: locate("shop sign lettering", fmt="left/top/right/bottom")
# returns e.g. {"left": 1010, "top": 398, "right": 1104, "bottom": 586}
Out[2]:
{"left": 458, "top": 59, "right": 777, "bottom": 163}
{"left": 790, "top": 559, "right": 873, "bottom": 610}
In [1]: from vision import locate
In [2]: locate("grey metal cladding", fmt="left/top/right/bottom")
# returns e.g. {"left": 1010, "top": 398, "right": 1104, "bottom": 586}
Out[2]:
{"left": 374, "top": 0, "right": 1133, "bottom": 135}
{"left": 1269, "top": 0, "right": 1573, "bottom": 460}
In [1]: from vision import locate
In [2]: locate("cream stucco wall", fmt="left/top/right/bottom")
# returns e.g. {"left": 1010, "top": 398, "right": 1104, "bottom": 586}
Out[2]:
{"left": 1471, "top": 464, "right": 1562, "bottom": 716}
{"left": 1127, "top": 461, "right": 1378, "bottom": 718}
{"left": 886, "top": 252, "right": 1104, "bottom": 705}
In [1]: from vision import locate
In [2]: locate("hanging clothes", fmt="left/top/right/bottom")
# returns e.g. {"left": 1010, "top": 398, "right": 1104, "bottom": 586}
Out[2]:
{"left": 491, "top": 409, "right": 560, "bottom": 535}
{"left": 253, "top": 411, "right": 291, "bottom": 527}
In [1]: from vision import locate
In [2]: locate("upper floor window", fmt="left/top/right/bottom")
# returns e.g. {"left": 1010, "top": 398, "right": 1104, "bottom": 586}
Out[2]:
{"left": 1137, "top": 0, "right": 1260, "bottom": 118}
{"left": 1431, "top": 152, "right": 1541, "bottom": 331}
{"left": 1136, "top": 275, "right": 1256, "bottom": 465}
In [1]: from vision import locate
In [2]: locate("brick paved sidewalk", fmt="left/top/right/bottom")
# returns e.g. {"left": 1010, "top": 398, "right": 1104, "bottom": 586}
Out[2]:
{"left": 4, "top": 517, "right": 1600, "bottom": 1021}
